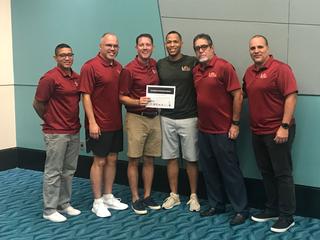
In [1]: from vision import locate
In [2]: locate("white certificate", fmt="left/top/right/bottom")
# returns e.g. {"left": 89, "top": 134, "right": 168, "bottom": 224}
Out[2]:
{"left": 146, "top": 85, "right": 176, "bottom": 109}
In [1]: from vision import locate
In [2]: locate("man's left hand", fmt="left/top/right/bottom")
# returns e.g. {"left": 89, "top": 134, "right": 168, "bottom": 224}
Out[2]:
{"left": 228, "top": 125, "right": 239, "bottom": 140}
{"left": 274, "top": 127, "right": 289, "bottom": 144}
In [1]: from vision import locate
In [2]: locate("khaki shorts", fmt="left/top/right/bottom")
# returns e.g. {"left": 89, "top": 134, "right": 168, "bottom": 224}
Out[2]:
{"left": 125, "top": 112, "right": 161, "bottom": 158}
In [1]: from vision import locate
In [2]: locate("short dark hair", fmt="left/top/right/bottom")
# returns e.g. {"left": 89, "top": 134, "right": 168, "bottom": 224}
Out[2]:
{"left": 136, "top": 33, "right": 153, "bottom": 45}
{"left": 251, "top": 34, "right": 269, "bottom": 46}
{"left": 193, "top": 33, "right": 213, "bottom": 47}
{"left": 55, "top": 43, "right": 71, "bottom": 55}
{"left": 166, "top": 31, "right": 182, "bottom": 41}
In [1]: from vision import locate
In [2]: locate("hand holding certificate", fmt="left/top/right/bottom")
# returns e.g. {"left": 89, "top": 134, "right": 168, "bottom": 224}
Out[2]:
{"left": 145, "top": 85, "right": 176, "bottom": 109}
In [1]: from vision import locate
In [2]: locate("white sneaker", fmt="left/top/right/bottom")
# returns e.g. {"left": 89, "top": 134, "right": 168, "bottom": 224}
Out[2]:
{"left": 187, "top": 193, "right": 200, "bottom": 212}
{"left": 92, "top": 198, "right": 111, "bottom": 217}
{"left": 162, "top": 192, "right": 181, "bottom": 210}
{"left": 103, "top": 194, "right": 128, "bottom": 210}
{"left": 43, "top": 211, "right": 67, "bottom": 222}
{"left": 60, "top": 206, "right": 81, "bottom": 216}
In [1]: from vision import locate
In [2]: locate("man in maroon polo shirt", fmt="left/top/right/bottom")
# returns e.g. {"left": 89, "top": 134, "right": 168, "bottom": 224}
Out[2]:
{"left": 80, "top": 33, "right": 128, "bottom": 218}
{"left": 192, "top": 33, "right": 248, "bottom": 226}
{"left": 119, "top": 33, "right": 161, "bottom": 215}
{"left": 33, "top": 43, "right": 81, "bottom": 222}
{"left": 243, "top": 35, "right": 298, "bottom": 233}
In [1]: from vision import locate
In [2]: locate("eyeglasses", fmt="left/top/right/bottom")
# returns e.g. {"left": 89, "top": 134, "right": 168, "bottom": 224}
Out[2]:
{"left": 194, "top": 44, "right": 210, "bottom": 52}
{"left": 57, "top": 53, "right": 74, "bottom": 58}
{"left": 105, "top": 44, "right": 119, "bottom": 49}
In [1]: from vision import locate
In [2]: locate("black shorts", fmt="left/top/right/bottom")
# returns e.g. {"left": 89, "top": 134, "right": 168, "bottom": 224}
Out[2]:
{"left": 86, "top": 129, "right": 123, "bottom": 157}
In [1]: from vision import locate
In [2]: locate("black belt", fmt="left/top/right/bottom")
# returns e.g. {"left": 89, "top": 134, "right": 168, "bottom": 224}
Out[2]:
{"left": 130, "top": 111, "right": 159, "bottom": 118}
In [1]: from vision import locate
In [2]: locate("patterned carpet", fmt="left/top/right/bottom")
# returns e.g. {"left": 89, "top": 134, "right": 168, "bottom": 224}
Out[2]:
{"left": 0, "top": 168, "right": 319, "bottom": 240}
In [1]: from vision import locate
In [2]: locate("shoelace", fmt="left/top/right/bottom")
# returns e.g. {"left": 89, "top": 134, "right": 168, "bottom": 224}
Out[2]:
{"left": 164, "top": 196, "right": 178, "bottom": 203}
{"left": 187, "top": 197, "right": 198, "bottom": 205}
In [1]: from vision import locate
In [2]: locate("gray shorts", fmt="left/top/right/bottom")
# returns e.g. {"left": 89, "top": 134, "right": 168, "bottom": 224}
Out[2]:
{"left": 160, "top": 116, "right": 199, "bottom": 162}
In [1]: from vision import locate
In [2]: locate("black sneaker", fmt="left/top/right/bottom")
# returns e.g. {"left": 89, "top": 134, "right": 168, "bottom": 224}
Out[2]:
{"left": 230, "top": 213, "right": 248, "bottom": 226}
{"left": 270, "top": 217, "right": 295, "bottom": 233}
{"left": 251, "top": 210, "right": 279, "bottom": 222}
{"left": 143, "top": 196, "right": 161, "bottom": 210}
{"left": 132, "top": 199, "right": 147, "bottom": 215}
{"left": 200, "top": 207, "right": 225, "bottom": 217}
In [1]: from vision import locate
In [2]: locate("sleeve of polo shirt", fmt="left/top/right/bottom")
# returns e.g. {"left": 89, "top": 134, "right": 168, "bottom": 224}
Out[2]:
{"left": 79, "top": 64, "right": 95, "bottom": 94}
{"left": 277, "top": 64, "right": 298, "bottom": 97}
{"left": 119, "top": 68, "right": 133, "bottom": 96}
{"left": 35, "top": 75, "right": 55, "bottom": 102}
{"left": 224, "top": 63, "right": 241, "bottom": 93}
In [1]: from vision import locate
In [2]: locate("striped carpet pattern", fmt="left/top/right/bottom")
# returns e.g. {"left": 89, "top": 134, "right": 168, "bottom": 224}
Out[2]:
{"left": 0, "top": 168, "right": 319, "bottom": 240}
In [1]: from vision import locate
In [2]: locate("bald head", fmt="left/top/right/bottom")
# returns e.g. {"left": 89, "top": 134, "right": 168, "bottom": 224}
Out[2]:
{"left": 99, "top": 32, "right": 119, "bottom": 61}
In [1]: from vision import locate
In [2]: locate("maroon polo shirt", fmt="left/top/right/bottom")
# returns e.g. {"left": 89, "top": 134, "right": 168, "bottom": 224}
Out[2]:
{"left": 79, "top": 54, "right": 122, "bottom": 131}
{"left": 119, "top": 57, "right": 159, "bottom": 113}
{"left": 35, "top": 66, "right": 80, "bottom": 134}
{"left": 193, "top": 56, "right": 241, "bottom": 134}
{"left": 243, "top": 55, "right": 298, "bottom": 134}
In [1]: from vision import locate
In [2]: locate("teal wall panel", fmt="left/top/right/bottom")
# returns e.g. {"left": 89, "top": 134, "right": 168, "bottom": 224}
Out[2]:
{"left": 11, "top": 0, "right": 165, "bottom": 85}
{"left": 292, "top": 96, "right": 320, "bottom": 187}
{"left": 15, "top": 86, "right": 44, "bottom": 150}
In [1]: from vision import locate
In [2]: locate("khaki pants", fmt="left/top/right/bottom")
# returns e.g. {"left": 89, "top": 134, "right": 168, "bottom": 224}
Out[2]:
{"left": 43, "top": 133, "right": 80, "bottom": 215}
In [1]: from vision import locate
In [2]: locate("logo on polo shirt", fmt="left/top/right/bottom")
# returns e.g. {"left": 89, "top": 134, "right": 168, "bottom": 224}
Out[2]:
{"left": 181, "top": 65, "right": 191, "bottom": 71}
{"left": 208, "top": 71, "right": 217, "bottom": 78}
{"left": 116, "top": 69, "right": 121, "bottom": 74}
{"left": 259, "top": 73, "right": 267, "bottom": 79}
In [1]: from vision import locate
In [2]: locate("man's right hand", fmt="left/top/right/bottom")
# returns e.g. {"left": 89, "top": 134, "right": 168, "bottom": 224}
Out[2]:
{"left": 89, "top": 122, "right": 101, "bottom": 139}
{"left": 139, "top": 96, "right": 151, "bottom": 106}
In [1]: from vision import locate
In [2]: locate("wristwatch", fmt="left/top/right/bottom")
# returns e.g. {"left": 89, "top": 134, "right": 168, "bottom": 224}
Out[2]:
{"left": 281, "top": 123, "right": 289, "bottom": 129}
{"left": 232, "top": 120, "right": 240, "bottom": 126}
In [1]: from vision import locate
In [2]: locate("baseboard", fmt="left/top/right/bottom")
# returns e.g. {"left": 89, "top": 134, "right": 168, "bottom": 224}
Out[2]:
{"left": 16, "top": 148, "right": 46, "bottom": 171}
{"left": 1, "top": 147, "right": 319, "bottom": 218}
{"left": 0, "top": 147, "right": 18, "bottom": 170}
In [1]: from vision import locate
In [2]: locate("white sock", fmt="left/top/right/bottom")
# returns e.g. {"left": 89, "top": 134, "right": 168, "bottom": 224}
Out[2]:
{"left": 103, "top": 193, "right": 113, "bottom": 199}
{"left": 94, "top": 197, "right": 103, "bottom": 204}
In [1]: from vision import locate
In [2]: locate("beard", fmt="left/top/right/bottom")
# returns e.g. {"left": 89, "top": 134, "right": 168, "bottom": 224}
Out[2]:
{"left": 198, "top": 56, "right": 209, "bottom": 63}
